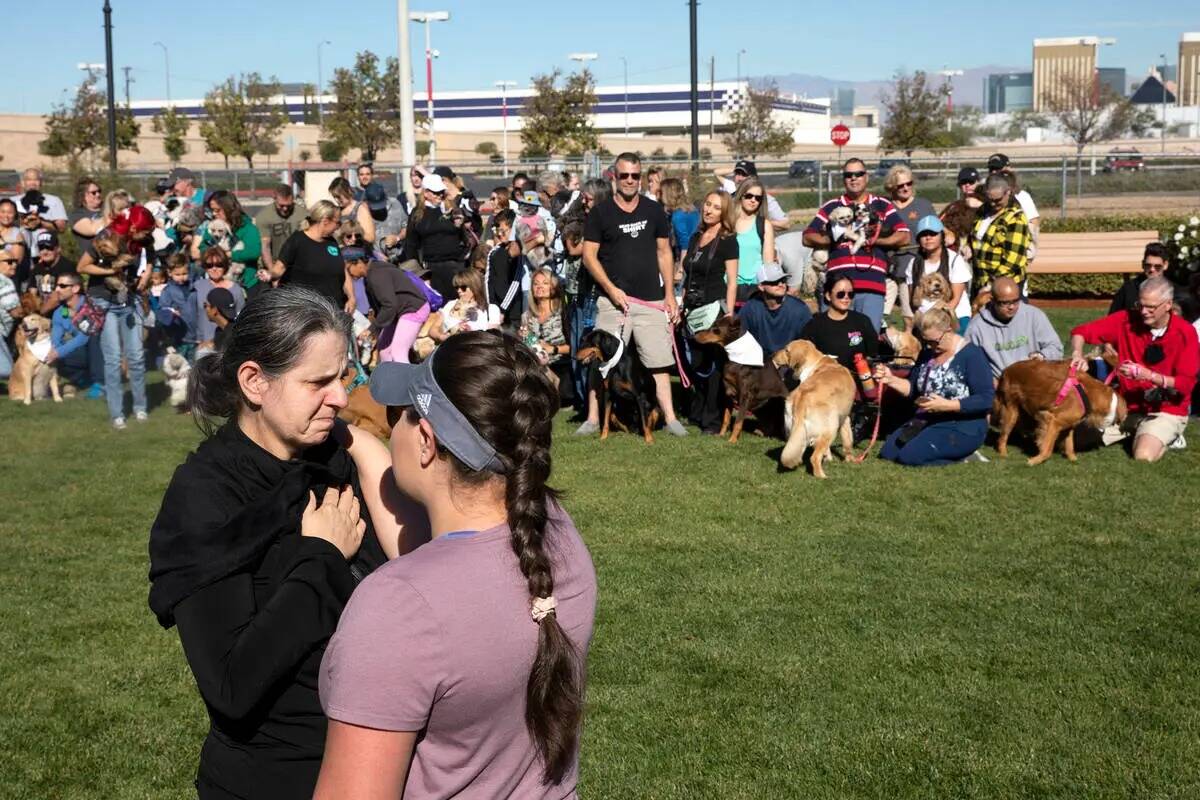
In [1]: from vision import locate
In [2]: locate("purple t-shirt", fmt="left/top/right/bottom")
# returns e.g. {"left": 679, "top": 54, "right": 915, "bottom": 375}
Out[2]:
{"left": 320, "top": 504, "right": 597, "bottom": 799}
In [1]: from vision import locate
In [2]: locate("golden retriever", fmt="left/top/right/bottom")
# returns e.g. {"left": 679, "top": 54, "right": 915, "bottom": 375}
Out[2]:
{"left": 771, "top": 340, "right": 857, "bottom": 479}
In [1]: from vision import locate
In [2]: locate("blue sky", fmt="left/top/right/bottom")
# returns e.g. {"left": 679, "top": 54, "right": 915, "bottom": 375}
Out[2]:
{"left": 6, "top": 1, "right": 1198, "bottom": 113}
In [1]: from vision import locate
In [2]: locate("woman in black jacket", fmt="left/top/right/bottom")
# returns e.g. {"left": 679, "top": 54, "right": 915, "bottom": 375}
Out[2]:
{"left": 148, "top": 286, "right": 404, "bottom": 799}
{"left": 404, "top": 173, "right": 469, "bottom": 298}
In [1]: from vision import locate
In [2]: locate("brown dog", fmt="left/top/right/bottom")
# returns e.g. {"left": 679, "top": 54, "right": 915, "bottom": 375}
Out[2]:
{"left": 993, "top": 359, "right": 1127, "bottom": 466}
{"left": 9, "top": 314, "right": 62, "bottom": 405}
{"left": 771, "top": 340, "right": 857, "bottom": 478}
{"left": 693, "top": 316, "right": 789, "bottom": 443}
{"left": 883, "top": 326, "right": 920, "bottom": 364}
{"left": 337, "top": 369, "right": 391, "bottom": 440}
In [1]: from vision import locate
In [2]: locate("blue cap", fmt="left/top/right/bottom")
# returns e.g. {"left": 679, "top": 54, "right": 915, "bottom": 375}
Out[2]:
{"left": 369, "top": 351, "right": 505, "bottom": 474}
{"left": 341, "top": 246, "right": 367, "bottom": 262}
{"left": 915, "top": 215, "right": 944, "bottom": 236}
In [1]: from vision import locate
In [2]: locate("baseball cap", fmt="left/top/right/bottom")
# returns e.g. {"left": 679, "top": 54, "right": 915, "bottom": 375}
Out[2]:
{"left": 517, "top": 190, "right": 542, "bottom": 208}
{"left": 364, "top": 182, "right": 388, "bottom": 211}
{"left": 36, "top": 230, "right": 59, "bottom": 249}
{"left": 756, "top": 262, "right": 785, "bottom": 284}
{"left": 155, "top": 177, "right": 173, "bottom": 195}
{"left": 369, "top": 350, "right": 506, "bottom": 473}
{"left": 956, "top": 167, "right": 980, "bottom": 185}
{"left": 915, "top": 215, "right": 944, "bottom": 236}
{"left": 168, "top": 167, "right": 196, "bottom": 184}
{"left": 422, "top": 174, "right": 447, "bottom": 194}
{"left": 341, "top": 246, "right": 367, "bottom": 262}
{"left": 205, "top": 287, "right": 237, "bottom": 321}
{"left": 432, "top": 165, "right": 457, "bottom": 180}
{"left": 986, "top": 153, "right": 1009, "bottom": 172}
{"left": 733, "top": 160, "right": 758, "bottom": 177}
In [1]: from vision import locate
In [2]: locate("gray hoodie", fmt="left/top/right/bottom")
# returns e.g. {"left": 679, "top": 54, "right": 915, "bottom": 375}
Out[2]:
{"left": 965, "top": 302, "right": 1063, "bottom": 378}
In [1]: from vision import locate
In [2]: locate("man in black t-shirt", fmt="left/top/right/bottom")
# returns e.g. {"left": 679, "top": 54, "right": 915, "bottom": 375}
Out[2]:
{"left": 30, "top": 231, "right": 77, "bottom": 309}
{"left": 578, "top": 152, "right": 687, "bottom": 437}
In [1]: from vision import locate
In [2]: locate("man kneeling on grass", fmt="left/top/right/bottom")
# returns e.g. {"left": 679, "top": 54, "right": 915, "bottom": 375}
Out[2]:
{"left": 1069, "top": 276, "right": 1199, "bottom": 462}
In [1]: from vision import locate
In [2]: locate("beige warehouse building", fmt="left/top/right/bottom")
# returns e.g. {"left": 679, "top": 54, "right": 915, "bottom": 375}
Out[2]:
{"left": 1179, "top": 32, "right": 1200, "bottom": 106}
{"left": 1032, "top": 36, "right": 1108, "bottom": 111}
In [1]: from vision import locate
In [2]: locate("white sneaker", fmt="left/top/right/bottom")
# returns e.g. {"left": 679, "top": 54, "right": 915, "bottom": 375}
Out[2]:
{"left": 134, "top": 411, "right": 149, "bottom": 423}
{"left": 1169, "top": 433, "right": 1186, "bottom": 451}
{"left": 963, "top": 450, "right": 990, "bottom": 463}
{"left": 112, "top": 417, "right": 128, "bottom": 431}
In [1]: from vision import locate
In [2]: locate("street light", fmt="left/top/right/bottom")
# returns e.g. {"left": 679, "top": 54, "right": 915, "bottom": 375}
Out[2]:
{"left": 153, "top": 41, "right": 170, "bottom": 104}
{"left": 410, "top": 10, "right": 450, "bottom": 163}
{"left": 317, "top": 40, "right": 331, "bottom": 124}
{"left": 1160, "top": 53, "right": 1168, "bottom": 153}
{"left": 619, "top": 56, "right": 629, "bottom": 136}
{"left": 736, "top": 49, "right": 746, "bottom": 86}
{"left": 495, "top": 80, "right": 517, "bottom": 177}
{"left": 938, "top": 68, "right": 964, "bottom": 131}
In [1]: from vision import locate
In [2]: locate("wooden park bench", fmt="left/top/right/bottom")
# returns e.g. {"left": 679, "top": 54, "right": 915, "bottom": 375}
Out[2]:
{"left": 1030, "top": 231, "right": 1159, "bottom": 274}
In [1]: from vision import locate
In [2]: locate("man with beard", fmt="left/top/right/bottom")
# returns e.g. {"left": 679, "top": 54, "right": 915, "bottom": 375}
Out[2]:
{"left": 257, "top": 184, "right": 307, "bottom": 275}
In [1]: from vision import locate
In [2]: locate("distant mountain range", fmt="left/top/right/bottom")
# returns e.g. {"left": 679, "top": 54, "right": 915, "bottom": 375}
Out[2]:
{"left": 749, "top": 65, "right": 1027, "bottom": 112}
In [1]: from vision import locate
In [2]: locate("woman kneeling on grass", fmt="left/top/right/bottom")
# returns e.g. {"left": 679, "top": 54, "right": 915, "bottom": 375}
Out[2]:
{"left": 873, "top": 306, "right": 994, "bottom": 466}
{"left": 148, "top": 286, "right": 388, "bottom": 799}
{"left": 315, "top": 331, "right": 597, "bottom": 799}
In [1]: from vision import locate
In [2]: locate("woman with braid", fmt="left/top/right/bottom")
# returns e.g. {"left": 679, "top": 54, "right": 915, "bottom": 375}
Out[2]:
{"left": 316, "top": 331, "right": 597, "bottom": 798}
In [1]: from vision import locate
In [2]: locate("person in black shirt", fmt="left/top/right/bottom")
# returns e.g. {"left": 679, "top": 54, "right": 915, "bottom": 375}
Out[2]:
{"left": 149, "top": 286, "right": 396, "bottom": 800}
{"left": 483, "top": 209, "right": 523, "bottom": 330}
{"left": 800, "top": 274, "right": 879, "bottom": 371}
{"left": 29, "top": 230, "right": 77, "bottom": 311}
{"left": 405, "top": 174, "right": 469, "bottom": 298}
{"left": 579, "top": 152, "right": 687, "bottom": 436}
{"left": 681, "top": 190, "right": 739, "bottom": 433}
{"left": 272, "top": 201, "right": 353, "bottom": 311}
{"left": 1109, "top": 241, "right": 1169, "bottom": 315}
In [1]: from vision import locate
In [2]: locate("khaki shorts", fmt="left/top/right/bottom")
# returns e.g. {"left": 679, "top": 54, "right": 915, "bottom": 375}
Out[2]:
{"left": 1101, "top": 412, "right": 1188, "bottom": 449}
{"left": 595, "top": 296, "right": 674, "bottom": 370}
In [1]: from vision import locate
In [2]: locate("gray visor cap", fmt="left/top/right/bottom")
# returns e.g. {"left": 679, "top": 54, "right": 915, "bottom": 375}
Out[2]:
{"left": 368, "top": 352, "right": 505, "bottom": 474}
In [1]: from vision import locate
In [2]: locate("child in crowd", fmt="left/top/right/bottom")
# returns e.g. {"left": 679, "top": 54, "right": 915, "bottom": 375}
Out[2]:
{"left": 203, "top": 287, "right": 238, "bottom": 351}
{"left": 514, "top": 192, "right": 551, "bottom": 269}
{"left": 156, "top": 255, "right": 198, "bottom": 361}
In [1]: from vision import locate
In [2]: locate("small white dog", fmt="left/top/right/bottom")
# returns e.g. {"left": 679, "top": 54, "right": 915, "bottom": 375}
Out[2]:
{"left": 162, "top": 347, "right": 191, "bottom": 410}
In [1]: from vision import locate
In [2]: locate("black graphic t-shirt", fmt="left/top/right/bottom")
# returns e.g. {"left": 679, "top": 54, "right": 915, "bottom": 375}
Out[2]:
{"left": 583, "top": 196, "right": 670, "bottom": 301}
{"left": 799, "top": 310, "right": 879, "bottom": 371}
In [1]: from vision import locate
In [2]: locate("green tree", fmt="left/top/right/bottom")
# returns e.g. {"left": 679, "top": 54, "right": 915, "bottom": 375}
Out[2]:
{"left": 879, "top": 71, "right": 951, "bottom": 156}
{"left": 322, "top": 52, "right": 402, "bottom": 162}
{"left": 1002, "top": 108, "right": 1051, "bottom": 141}
{"left": 722, "top": 82, "right": 795, "bottom": 158}
{"left": 151, "top": 107, "right": 190, "bottom": 164}
{"left": 317, "top": 139, "right": 349, "bottom": 162}
{"left": 474, "top": 141, "right": 498, "bottom": 156}
{"left": 520, "top": 68, "right": 598, "bottom": 158}
{"left": 1043, "top": 73, "right": 1137, "bottom": 193}
{"left": 39, "top": 78, "right": 139, "bottom": 169}
{"left": 1129, "top": 107, "right": 1160, "bottom": 138}
{"left": 199, "top": 73, "right": 288, "bottom": 170}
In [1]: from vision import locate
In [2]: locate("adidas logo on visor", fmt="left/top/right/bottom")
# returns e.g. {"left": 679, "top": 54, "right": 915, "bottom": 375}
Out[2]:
{"left": 416, "top": 392, "right": 432, "bottom": 415}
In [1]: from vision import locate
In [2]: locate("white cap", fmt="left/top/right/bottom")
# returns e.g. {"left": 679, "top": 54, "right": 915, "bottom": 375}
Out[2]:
{"left": 756, "top": 262, "right": 785, "bottom": 283}
{"left": 422, "top": 174, "right": 447, "bottom": 194}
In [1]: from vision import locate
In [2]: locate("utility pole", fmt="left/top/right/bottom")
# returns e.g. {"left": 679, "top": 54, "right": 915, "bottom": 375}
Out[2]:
{"left": 103, "top": 0, "right": 118, "bottom": 171}
{"left": 317, "top": 40, "right": 331, "bottom": 124}
{"left": 397, "top": 0, "right": 417, "bottom": 197}
{"left": 1160, "top": 53, "right": 1168, "bottom": 153}
{"left": 153, "top": 41, "right": 170, "bottom": 104}
{"left": 411, "top": 11, "right": 451, "bottom": 164}
{"left": 495, "top": 80, "right": 517, "bottom": 177}
{"left": 709, "top": 56, "right": 715, "bottom": 139}
{"left": 122, "top": 66, "right": 134, "bottom": 107}
{"left": 688, "top": 0, "right": 699, "bottom": 164}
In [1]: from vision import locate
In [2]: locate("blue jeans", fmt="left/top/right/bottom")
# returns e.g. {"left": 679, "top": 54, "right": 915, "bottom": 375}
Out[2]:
{"left": 98, "top": 300, "right": 147, "bottom": 420}
{"left": 0, "top": 338, "right": 11, "bottom": 379}
{"left": 880, "top": 418, "right": 986, "bottom": 467}
{"left": 568, "top": 295, "right": 598, "bottom": 410}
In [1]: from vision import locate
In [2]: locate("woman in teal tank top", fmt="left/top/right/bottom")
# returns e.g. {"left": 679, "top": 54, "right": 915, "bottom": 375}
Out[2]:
{"left": 732, "top": 178, "right": 776, "bottom": 301}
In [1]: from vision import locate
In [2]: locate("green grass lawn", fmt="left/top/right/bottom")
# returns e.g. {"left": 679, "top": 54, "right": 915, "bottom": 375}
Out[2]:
{"left": 2, "top": 309, "right": 1197, "bottom": 799}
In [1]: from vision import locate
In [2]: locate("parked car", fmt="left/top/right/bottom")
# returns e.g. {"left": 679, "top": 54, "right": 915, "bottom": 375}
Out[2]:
{"left": 875, "top": 158, "right": 911, "bottom": 178}
{"left": 788, "top": 160, "right": 820, "bottom": 181}
{"left": 1103, "top": 149, "right": 1144, "bottom": 173}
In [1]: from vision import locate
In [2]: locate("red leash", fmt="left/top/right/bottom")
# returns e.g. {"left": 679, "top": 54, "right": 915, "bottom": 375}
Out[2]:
{"left": 849, "top": 385, "right": 886, "bottom": 463}
{"left": 622, "top": 296, "right": 691, "bottom": 389}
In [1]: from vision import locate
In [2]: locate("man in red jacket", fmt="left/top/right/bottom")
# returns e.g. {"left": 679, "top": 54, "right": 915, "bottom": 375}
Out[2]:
{"left": 1069, "top": 276, "right": 1199, "bottom": 462}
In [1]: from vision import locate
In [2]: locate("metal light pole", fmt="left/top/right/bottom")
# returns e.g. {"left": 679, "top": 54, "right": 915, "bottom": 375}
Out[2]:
{"left": 619, "top": 56, "right": 629, "bottom": 136}
{"left": 410, "top": 11, "right": 450, "bottom": 164}
{"left": 1160, "top": 53, "right": 1168, "bottom": 153}
{"left": 688, "top": 0, "right": 699, "bottom": 163}
{"left": 102, "top": 1, "right": 117, "bottom": 171}
{"left": 938, "top": 68, "right": 964, "bottom": 131}
{"left": 495, "top": 80, "right": 516, "bottom": 177}
{"left": 317, "top": 40, "right": 331, "bottom": 123}
{"left": 736, "top": 48, "right": 746, "bottom": 86}
{"left": 153, "top": 41, "right": 170, "bottom": 104}
{"left": 397, "top": 0, "right": 417, "bottom": 195}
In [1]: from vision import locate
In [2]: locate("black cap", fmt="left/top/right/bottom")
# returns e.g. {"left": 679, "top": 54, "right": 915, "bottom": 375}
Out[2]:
{"left": 36, "top": 230, "right": 59, "bottom": 249}
{"left": 433, "top": 165, "right": 456, "bottom": 180}
{"left": 956, "top": 167, "right": 980, "bottom": 185}
{"left": 205, "top": 287, "right": 237, "bottom": 321}
{"left": 364, "top": 182, "right": 388, "bottom": 211}
{"left": 155, "top": 177, "right": 173, "bottom": 195}
{"left": 987, "top": 153, "right": 1009, "bottom": 172}
{"left": 733, "top": 160, "right": 757, "bottom": 177}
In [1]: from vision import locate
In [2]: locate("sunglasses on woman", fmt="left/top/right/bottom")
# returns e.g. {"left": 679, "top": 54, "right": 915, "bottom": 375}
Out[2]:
{"left": 743, "top": 194, "right": 763, "bottom": 202}
{"left": 833, "top": 290, "right": 855, "bottom": 299}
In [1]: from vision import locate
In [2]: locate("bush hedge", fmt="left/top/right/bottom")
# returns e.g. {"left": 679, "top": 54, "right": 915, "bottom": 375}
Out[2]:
{"left": 1028, "top": 273, "right": 1126, "bottom": 297}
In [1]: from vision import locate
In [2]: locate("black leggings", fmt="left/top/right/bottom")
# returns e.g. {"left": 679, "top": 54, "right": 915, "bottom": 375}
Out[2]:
{"left": 426, "top": 259, "right": 465, "bottom": 299}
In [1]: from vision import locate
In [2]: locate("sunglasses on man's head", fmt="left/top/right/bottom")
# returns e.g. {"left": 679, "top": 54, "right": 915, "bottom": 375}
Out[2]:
{"left": 843, "top": 170, "right": 867, "bottom": 179}
{"left": 617, "top": 172, "right": 641, "bottom": 181}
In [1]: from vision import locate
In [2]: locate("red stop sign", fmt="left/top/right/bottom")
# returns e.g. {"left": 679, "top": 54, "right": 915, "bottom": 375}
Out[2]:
{"left": 831, "top": 124, "right": 851, "bottom": 147}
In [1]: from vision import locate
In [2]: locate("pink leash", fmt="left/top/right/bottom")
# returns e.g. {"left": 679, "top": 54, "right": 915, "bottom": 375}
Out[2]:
{"left": 1056, "top": 362, "right": 1119, "bottom": 407}
{"left": 622, "top": 296, "right": 691, "bottom": 389}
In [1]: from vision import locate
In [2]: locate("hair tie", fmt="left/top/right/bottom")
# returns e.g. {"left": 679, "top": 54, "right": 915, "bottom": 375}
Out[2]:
{"left": 531, "top": 596, "right": 557, "bottom": 623}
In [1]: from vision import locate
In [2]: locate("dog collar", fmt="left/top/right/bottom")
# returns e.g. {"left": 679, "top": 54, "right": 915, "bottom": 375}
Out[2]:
{"left": 598, "top": 337, "right": 625, "bottom": 379}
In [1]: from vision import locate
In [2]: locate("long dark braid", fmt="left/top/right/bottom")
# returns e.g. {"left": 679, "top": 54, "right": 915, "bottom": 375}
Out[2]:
{"left": 431, "top": 332, "right": 583, "bottom": 785}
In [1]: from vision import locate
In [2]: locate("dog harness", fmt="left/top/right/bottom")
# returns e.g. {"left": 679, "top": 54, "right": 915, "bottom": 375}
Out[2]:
{"left": 1053, "top": 364, "right": 1091, "bottom": 416}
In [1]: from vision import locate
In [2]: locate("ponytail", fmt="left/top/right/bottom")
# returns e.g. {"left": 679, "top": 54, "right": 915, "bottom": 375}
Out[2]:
{"left": 431, "top": 332, "right": 583, "bottom": 785}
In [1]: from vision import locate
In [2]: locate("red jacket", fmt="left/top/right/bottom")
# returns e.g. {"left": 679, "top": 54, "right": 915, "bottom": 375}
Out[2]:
{"left": 1071, "top": 311, "right": 1199, "bottom": 416}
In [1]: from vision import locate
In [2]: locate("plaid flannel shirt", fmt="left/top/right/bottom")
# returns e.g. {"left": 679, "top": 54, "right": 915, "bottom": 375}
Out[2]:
{"left": 972, "top": 202, "right": 1030, "bottom": 289}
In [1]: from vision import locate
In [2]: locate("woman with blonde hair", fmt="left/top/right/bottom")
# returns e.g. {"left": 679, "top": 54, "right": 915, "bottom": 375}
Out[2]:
{"left": 732, "top": 178, "right": 775, "bottom": 303}
{"left": 659, "top": 177, "right": 700, "bottom": 268}
{"left": 428, "top": 268, "right": 500, "bottom": 342}
{"left": 883, "top": 164, "right": 935, "bottom": 321}
{"left": 520, "top": 267, "right": 572, "bottom": 403}
{"left": 272, "top": 200, "right": 354, "bottom": 310}
{"left": 329, "top": 176, "right": 376, "bottom": 245}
